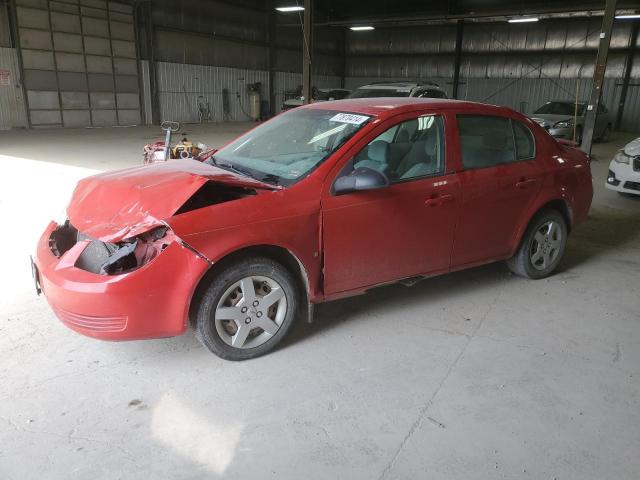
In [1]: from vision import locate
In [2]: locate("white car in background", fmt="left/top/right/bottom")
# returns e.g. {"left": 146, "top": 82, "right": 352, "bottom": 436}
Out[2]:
{"left": 606, "top": 137, "right": 640, "bottom": 196}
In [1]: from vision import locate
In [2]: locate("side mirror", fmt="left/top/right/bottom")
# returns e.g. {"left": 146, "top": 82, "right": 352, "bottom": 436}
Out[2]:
{"left": 334, "top": 167, "right": 389, "bottom": 195}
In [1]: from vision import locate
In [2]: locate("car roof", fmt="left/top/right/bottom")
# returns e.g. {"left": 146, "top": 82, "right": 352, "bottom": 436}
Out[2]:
{"left": 357, "top": 81, "right": 442, "bottom": 90}
{"left": 302, "top": 97, "right": 513, "bottom": 117}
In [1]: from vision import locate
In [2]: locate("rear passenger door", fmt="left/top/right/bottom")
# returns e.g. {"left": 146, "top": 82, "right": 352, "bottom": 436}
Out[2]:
{"left": 451, "top": 114, "right": 543, "bottom": 267}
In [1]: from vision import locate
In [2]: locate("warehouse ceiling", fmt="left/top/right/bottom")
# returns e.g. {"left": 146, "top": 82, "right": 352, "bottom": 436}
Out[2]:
{"left": 319, "top": 0, "right": 636, "bottom": 20}
{"left": 265, "top": 0, "right": 640, "bottom": 25}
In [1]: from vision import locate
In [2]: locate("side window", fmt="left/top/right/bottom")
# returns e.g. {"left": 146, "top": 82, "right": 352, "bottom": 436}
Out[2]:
{"left": 376, "top": 125, "right": 399, "bottom": 144}
{"left": 513, "top": 121, "right": 535, "bottom": 160}
{"left": 353, "top": 115, "right": 445, "bottom": 182}
{"left": 457, "top": 115, "right": 515, "bottom": 169}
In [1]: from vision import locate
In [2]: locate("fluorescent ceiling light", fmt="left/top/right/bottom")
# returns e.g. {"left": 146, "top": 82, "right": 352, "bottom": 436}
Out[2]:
{"left": 350, "top": 26, "right": 375, "bottom": 31}
{"left": 508, "top": 17, "right": 539, "bottom": 23}
{"left": 615, "top": 14, "right": 640, "bottom": 19}
{"left": 275, "top": 6, "right": 304, "bottom": 12}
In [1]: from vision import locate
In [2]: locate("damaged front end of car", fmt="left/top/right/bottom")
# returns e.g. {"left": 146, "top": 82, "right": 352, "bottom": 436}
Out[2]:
{"left": 49, "top": 221, "right": 179, "bottom": 276}
{"left": 33, "top": 159, "right": 284, "bottom": 340}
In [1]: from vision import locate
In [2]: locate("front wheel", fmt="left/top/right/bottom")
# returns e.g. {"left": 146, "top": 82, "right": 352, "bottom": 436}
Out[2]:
{"left": 195, "top": 256, "right": 299, "bottom": 360}
{"left": 507, "top": 209, "right": 567, "bottom": 279}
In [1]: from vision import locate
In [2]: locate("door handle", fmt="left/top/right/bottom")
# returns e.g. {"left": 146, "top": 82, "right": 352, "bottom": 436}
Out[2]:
{"left": 516, "top": 178, "right": 538, "bottom": 189}
{"left": 425, "top": 193, "right": 454, "bottom": 207}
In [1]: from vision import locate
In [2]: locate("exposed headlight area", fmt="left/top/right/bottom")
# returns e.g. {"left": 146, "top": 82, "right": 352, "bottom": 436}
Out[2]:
{"left": 49, "top": 221, "right": 80, "bottom": 257}
{"left": 48, "top": 221, "right": 175, "bottom": 275}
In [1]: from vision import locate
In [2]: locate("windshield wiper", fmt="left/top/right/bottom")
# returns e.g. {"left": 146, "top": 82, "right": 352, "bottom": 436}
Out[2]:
{"left": 260, "top": 173, "right": 282, "bottom": 185}
{"left": 209, "top": 156, "right": 254, "bottom": 179}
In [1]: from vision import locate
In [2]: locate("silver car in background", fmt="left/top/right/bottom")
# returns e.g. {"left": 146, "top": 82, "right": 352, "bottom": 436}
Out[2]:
{"left": 529, "top": 100, "right": 613, "bottom": 144}
{"left": 347, "top": 81, "right": 448, "bottom": 99}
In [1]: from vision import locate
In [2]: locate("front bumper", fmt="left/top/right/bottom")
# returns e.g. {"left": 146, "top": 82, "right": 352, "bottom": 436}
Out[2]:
{"left": 34, "top": 222, "right": 210, "bottom": 340}
{"left": 605, "top": 160, "right": 640, "bottom": 195}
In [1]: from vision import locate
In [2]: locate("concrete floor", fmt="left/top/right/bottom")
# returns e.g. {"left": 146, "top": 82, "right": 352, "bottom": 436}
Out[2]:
{"left": 0, "top": 123, "right": 639, "bottom": 479}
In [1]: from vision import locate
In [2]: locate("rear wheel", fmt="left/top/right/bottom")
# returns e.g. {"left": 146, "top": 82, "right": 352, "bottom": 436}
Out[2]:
{"left": 195, "top": 256, "right": 299, "bottom": 360}
{"left": 507, "top": 209, "right": 567, "bottom": 279}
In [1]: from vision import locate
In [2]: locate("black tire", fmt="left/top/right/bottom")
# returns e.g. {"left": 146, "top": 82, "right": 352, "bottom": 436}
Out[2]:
{"left": 195, "top": 256, "right": 299, "bottom": 361}
{"left": 506, "top": 209, "right": 568, "bottom": 279}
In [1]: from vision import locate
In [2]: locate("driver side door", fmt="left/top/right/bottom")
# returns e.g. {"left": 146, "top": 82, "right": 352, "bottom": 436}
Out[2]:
{"left": 321, "top": 112, "right": 460, "bottom": 297}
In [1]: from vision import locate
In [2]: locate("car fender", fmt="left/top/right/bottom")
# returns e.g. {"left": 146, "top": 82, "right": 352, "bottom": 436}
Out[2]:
{"left": 508, "top": 185, "right": 573, "bottom": 257}
{"left": 174, "top": 210, "right": 323, "bottom": 305}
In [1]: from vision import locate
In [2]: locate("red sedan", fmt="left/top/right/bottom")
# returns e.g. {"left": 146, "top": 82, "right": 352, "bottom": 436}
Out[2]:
{"left": 33, "top": 98, "right": 593, "bottom": 360}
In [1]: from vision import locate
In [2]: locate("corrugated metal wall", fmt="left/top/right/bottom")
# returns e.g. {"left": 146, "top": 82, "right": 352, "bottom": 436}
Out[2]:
{"left": 344, "top": 18, "right": 640, "bottom": 132}
{"left": 139, "top": 0, "right": 344, "bottom": 122}
{"left": 156, "top": 61, "right": 269, "bottom": 123}
{"left": 140, "top": 59, "right": 151, "bottom": 124}
{"left": 0, "top": 47, "right": 27, "bottom": 129}
{"left": 5, "top": 0, "right": 639, "bottom": 130}
{"left": 152, "top": 62, "right": 343, "bottom": 123}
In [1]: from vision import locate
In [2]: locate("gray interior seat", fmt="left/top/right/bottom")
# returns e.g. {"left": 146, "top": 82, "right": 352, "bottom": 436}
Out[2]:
{"left": 394, "top": 130, "right": 438, "bottom": 178}
{"left": 461, "top": 130, "right": 515, "bottom": 169}
{"left": 354, "top": 140, "right": 390, "bottom": 174}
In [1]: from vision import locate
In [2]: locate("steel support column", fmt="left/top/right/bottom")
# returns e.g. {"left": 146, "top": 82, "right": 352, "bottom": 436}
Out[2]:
{"left": 340, "top": 27, "right": 347, "bottom": 89}
{"left": 146, "top": 2, "right": 160, "bottom": 125}
{"left": 452, "top": 19, "right": 464, "bottom": 99}
{"left": 8, "top": 0, "right": 31, "bottom": 127}
{"left": 267, "top": 1, "right": 277, "bottom": 116}
{"left": 615, "top": 19, "right": 639, "bottom": 130}
{"left": 581, "top": 0, "right": 617, "bottom": 155}
{"left": 302, "top": 0, "right": 313, "bottom": 104}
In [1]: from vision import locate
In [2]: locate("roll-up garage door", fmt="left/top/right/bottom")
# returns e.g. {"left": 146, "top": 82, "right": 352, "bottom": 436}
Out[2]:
{"left": 16, "top": 0, "right": 140, "bottom": 128}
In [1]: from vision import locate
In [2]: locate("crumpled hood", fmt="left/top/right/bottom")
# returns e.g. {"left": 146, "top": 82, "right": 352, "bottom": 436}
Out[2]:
{"left": 67, "top": 159, "right": 275, "bottom": 242}
{"left": 622, "top": 137, "right": 640, "bottom": 156}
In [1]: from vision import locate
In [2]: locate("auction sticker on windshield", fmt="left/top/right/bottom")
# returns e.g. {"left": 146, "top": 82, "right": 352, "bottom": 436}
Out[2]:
{"left": 330, "top": 113, "right": 369, "bottom": 125}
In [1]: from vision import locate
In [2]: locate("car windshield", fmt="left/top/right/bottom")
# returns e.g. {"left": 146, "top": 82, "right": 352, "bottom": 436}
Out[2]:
{"left": 210, "top": 108, "right": 372, "bottom": 186}
{"left": 348, "top": 88, "right": 411, "bottom": 98}
{"left": 534, "top": 102, "right": 585, "bottom": 116}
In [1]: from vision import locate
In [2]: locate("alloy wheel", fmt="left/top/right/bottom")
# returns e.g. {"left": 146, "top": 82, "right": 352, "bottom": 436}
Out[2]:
{"left": 214, "top": 276, "right": 287, "bottom": 349}
{"left": 530, "top": 221, "right": 562, "bottom": 270}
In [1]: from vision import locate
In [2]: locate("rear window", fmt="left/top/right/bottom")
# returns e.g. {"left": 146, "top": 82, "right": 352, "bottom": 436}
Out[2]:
{"left": 457, "top": 115, "right": 537, "bottom": 169}
{"left": 457, "top": 115, "right": 515, "bottom": 169}
{"left": 513, "top": 121, "right": 535, "bottom": 160}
